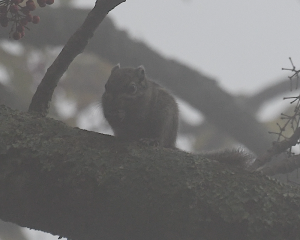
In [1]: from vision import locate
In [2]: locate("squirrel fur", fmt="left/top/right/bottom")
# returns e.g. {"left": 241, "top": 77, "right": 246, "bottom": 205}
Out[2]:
{"left": 102, "top": 65, "right": 178, "bottom": 148}
{"left": 203, "top": 149, "right": 253, "bottom": 168}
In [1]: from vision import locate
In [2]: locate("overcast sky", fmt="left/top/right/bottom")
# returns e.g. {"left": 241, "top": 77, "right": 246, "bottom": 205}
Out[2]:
{"left": 73, "top": 0, "right": 300, "bottom": 95}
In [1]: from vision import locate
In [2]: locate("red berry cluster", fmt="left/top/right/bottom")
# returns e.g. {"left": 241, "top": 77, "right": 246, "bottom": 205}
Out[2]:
{"left": 0, "top": 0, "right": 54, "bottom": 40}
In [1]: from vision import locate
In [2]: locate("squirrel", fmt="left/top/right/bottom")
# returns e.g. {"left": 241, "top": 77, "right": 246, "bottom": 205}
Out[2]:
{"left": 102, "top": 65, "right": 179, "bottom": 148}
{"left": 101, "top": 65, "right": 253, "bottom": 167}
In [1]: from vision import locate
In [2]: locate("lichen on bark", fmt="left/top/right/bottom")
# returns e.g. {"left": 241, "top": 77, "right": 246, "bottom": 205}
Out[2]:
{"left": 1, "top": 105, "right": 300, "bottom": 240}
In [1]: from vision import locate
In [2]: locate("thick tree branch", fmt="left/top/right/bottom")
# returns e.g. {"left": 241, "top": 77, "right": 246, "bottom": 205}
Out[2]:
{"left": 1, "top": 105, "right": 300, "bottom": 240}
{"left": 28, "top": 0, "right": 125, "bottom": 116}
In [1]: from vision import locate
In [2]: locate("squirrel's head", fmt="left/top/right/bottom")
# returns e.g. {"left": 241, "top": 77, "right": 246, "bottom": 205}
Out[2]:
{"left": 105, "top": 65, "right": 147, "bottom": 93}
{"left": 102, "top": 65, "right": 149, "bottom": 122}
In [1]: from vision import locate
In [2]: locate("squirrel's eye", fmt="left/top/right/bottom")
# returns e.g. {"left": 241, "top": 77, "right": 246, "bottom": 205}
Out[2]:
{"left": 128, "top": 83, "right": 137, "bottom": 94}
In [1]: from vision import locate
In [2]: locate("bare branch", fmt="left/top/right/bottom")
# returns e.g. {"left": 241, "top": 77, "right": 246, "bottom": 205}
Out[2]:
{"left": 259, "top": 154, "right": 300, "bottom": 176}
{"left": 28, "top": 0, "right": 126, "bottom": 116}
{"left": 282, "top": 57, "right": 300, "bottom": 90}
{"left": 251, "top": 127, "right": 300, "bottom": 170}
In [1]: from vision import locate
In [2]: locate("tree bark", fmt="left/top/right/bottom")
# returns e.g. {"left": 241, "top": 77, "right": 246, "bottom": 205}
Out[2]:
{"left": 1, "top": 105, "right": 300, "bottom": 240}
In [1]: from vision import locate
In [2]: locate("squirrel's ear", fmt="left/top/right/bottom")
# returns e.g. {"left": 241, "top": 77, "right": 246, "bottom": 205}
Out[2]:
{"left": 135, "top": 66, "right": 145, "bottom": 81}
{"left": 111, "top": 64, "right": 120, "bottom": 73}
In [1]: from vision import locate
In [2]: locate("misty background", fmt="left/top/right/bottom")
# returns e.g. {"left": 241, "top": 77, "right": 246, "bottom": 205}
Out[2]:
{"left": 0, "top": 0, "right": 300, "bottom": 239}
{"left": 73, "top": 0, "right": 300, "bottom": 124}
{"left": 76, "top": 0, "right": 300, "bottom": 95}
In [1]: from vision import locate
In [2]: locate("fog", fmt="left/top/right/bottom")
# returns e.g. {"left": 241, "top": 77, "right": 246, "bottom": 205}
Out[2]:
{"left": 75, "top": 0, "right": 300, "bottom": 94}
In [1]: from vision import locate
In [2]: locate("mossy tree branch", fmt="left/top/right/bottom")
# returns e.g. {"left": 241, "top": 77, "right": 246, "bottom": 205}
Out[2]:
{"left": 28, "top": 0, "right": 126, "bottom": 116}
{"left": 1, "top": 105, "right": 300, "bottom": 240}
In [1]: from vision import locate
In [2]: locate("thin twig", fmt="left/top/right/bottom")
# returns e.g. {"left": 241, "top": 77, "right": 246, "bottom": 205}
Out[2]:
{"left": 250, "top": 127, "right": 300, "bottom": 171}
{"left": 282, "top": 57, "right": 300, "bottom": 90}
